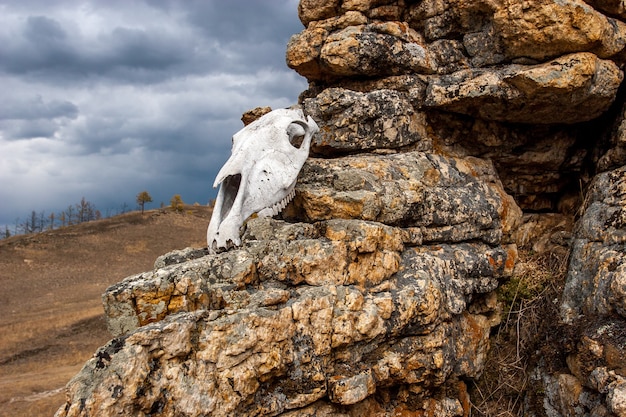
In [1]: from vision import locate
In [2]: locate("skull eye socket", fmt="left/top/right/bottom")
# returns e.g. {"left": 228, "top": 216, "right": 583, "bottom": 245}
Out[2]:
{"left": 287, "top": 122, "right": 306, "bottom": 149}
{"left": 289, "top": 134, "right": 304, "bottom": 149}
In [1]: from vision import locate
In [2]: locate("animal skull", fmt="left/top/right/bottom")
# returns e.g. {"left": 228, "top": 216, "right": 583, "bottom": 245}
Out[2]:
{"left": 207, "top": 108, "right": 318, "bottom": 253}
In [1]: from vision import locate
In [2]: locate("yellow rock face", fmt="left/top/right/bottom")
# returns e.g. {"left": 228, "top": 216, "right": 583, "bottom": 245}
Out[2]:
{"left": 495, "top": 0, "right": 626, "bottom": 60}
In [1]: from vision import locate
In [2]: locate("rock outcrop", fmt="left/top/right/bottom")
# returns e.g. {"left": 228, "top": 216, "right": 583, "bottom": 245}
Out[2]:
{"left": 536, "top": 163, "right": 626, "bottom": 417}
{"left": 59, "top": 154, "right": 519, "bottom": 416}
{"left": 61, "top": 218, "right": 515, "bottom": 416}
{"left": 57, "top": 0, "right": 626, "bottom": 416}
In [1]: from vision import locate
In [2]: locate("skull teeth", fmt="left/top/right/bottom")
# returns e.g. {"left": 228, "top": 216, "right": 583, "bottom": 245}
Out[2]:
{"left": 270, "top": 188, "right": 296, "bottom": 216}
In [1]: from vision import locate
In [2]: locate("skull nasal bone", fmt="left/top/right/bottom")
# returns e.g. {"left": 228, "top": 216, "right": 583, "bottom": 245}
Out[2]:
{"left": 220, "top": 173, "right": 242, "bottom": 220}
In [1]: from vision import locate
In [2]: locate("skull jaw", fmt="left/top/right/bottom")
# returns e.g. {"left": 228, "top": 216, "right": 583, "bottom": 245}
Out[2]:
{"left": 208, "top": 213, "right": 244, "bottom": 253}
{"left": 207, "top": 174, "right": 246, "bottom": 254}
{"left": 207, "top": 181, "right": 299, "bottom": 253}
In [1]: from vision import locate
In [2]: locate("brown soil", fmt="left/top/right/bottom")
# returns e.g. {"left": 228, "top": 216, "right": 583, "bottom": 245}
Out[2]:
{"left": 0, "top": 206, "right": 212, "bottom": 417}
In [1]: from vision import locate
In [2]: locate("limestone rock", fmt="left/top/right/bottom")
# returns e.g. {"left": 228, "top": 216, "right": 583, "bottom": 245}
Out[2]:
{"left": 561, "top": 165, "right": 626, "bottom": 321}
{"left": 60, "top": 141, "right": 522, "bottom": 416}
{"left": 298, "top": 0, "right": 340, "bottom": 27}
{"left": 289, "top": 0, "right": 626, "bottom": 80}
{"left": 104, "top": 211, "right": 517, "bottom": 338}
{"left": 241, "top": 106, "right": 272, "bottom": 126}
{"left": 287, "top": 21, "right": 435, "bottom": 81}
{"left": 293, "top": 152, "right": 521, "bottom": 244}
{"left": 58, "top": 217, "right": 516, "bottom": 417}
{"left": 57, "top": 308, "right": 488, "bottom": 416}
{"left": 63, "top": 145, "right": 522, "bottom": 416}
{"left": 302, "top": 87, "right": 429, "bottom": 154}
{"left": 494, "top": 0, "right": 626, "bottom": 60}
{"left": 423, "top": 52, "right": 623, "bottom": 124}
{"left": 154, "top": 247, "right": 210, "bottom": 269}
{"left": 286, "top": 27, "right": 328, "bottom": 82}
{"left": 538, "top": 325, "right": 626, "bottom": 417}
{"left": 539, "top": 163, "right": 626, "bottom": 417}
{"left": 404, "top": 0, "right": 626, "bottom": 63}
{"left": 319, "top": 23, "right": 435, "bottom": 77}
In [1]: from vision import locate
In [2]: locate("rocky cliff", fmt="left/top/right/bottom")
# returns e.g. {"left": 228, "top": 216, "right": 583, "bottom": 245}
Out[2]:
{"left": 56, "top": 1, "right": 626, "bottom": 416}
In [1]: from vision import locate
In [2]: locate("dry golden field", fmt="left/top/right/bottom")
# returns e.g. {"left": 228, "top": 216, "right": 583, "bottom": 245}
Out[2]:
{"left": 0, "top": 206, "right": 211, "bottom": 417}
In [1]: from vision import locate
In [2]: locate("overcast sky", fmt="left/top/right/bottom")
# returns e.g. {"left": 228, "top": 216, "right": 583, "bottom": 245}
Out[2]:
{"left": 0, "top": 0, "right": 308, "bottom": 230}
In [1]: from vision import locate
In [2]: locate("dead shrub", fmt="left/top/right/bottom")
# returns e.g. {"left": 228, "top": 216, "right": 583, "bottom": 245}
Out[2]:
{"left": 470, "top": 250, "right": 569, "bottom": 416}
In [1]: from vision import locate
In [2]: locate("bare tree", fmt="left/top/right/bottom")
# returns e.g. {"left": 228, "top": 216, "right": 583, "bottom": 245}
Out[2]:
{"left": 66, "top": 205, "right": 75, "bottom": 225}
{"left": 27, "top": 210, "right": 38, "bottom": 233}
{"left": 38, "top": 211, "right": 46, "bottom": 232}
{"left": 76, "top": 197, "right": 89, "bottom": 223}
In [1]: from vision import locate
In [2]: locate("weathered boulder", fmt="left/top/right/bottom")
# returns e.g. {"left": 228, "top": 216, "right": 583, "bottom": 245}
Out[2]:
{"left": 301, "top": 83, "right": 594, "bottom": 211}
{"left": 240, "top": 106, "right": 272, "bottom": 126}
{"left": 286, "top": 0, "right": 626, "bottom": 215}
{"left": 422, "top": 52, "right": 623, "bottom": 124}
{"left": 103, "top": 149, "right": 520, "bottom": 338}
{"left": 301, "top": 51, "right": 623, "bottom": 126}
{"left": 495, "top": 0, "right": 626, "bottom": 60}
{"left": 59, "top": 217, "right": 516, "bottom": 417}
{"left": 292, "top": 152, "right": 521, "bottom": 244}
{"left": 297, "top": 0, "right": 341, "bottom": 27}
{"left": 562, "top": 165, "right": 626, "bottom": 322}
{"left": 288, "top": 0, "right": 626, "bottom": 75}
{"left": 302, "top": 87, "right": 429, "bottom": 154}
{"left": 319, "top": 23, "right": 436, "bottom": 77}
{"left": 286, "top": 17, "right": 469, "bottom": 81}
{"left": 58, "top": 141, "right": 521, "bottom": 416}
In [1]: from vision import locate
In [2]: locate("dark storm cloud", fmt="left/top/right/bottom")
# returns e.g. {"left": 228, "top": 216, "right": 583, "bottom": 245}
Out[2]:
{"left": 24, "top": 15, "right": 67, "bottom": 42}
{"left": 0, "top": 0, "right": 308, "bottom": 228}
{"left": 0, "top": 95, "right": 78, "bottom": 121}
{"left": 1, "top": 15, "right": 195, "bottom": 84}
{"left": 145, "top": 0, "right": 304, "bottom": 74}
{"left": 182, "top": 0, "right": 301, "bottom": 42}
{"left": 1, "top": 16, "right": 74, "bottom": 75}
{"left": 0, "top": 0, "right": 303, "bottom": 83}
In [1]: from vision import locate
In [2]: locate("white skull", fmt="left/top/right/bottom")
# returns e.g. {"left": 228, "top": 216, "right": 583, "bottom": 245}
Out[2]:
{"left": 207, "top": 108, "right": 318, "bottom": 253}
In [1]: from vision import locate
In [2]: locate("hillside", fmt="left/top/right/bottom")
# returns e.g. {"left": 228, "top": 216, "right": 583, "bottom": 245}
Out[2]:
{"left": 0, "top": 206, "right": 212, "bottom": 417}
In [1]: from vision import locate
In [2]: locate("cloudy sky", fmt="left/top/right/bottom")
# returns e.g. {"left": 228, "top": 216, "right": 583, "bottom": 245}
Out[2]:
{"left": 0, "top": 0, "right": 308, "bottom": 230}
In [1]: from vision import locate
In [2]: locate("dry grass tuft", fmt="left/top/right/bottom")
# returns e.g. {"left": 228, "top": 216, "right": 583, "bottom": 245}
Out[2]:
{"left": 470, "top": 250, "right": 569, "bottom": 416}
